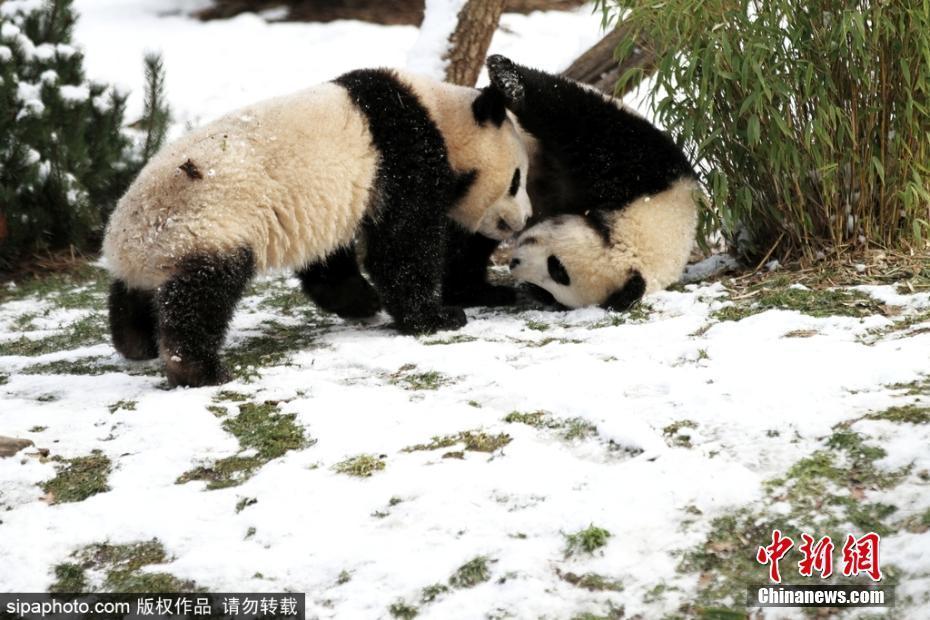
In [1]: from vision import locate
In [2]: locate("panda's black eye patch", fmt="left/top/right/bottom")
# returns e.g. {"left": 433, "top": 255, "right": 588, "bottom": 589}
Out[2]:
{"left": 508, "top": 168, "right": 521, "bottom": 197}
{"left": 520, "top": 236, "right": 538, "bottom": 246}
{"left": 547, "top": 255, "right": 570, "bottom": 286}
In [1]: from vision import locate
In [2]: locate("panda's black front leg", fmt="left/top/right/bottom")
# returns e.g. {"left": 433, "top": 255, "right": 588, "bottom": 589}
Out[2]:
{"left": 442, "top": 224, "right": 516, "bottom": 307}
{"left": 363, "top": 215, "right": 466, "bottom": 335}
{"left": 296, "top": 244, "right": 382, "bottom": 319}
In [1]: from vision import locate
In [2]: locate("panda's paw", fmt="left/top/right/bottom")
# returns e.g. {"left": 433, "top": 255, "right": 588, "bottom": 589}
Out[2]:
{"left": 434, "top": 306, "right": 467, "bottom": 331}
{"left": 486, "top": 55, "right": 524, "bottom": 103}
{"left": 166, "top": 357, "right": 231, "bottom": 388}
{"left": 397, "top": 306, "right": 467, "bottom": 335}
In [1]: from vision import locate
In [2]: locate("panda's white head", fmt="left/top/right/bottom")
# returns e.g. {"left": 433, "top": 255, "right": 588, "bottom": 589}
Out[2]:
{"left": 403, "top": 74, "right": 532, "bottom": 241}
{"left": 509, "top": 214, "right": 646, "bottom": 310}
{"left": 509, "top": 178, "right": 700, "bottom": 309}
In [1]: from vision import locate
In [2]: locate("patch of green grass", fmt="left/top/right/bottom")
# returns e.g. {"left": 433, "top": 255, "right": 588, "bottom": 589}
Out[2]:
{"left": 764, "top": 430, "right": 907, "bottom": 527}
{"left": 215, "top": 390, "right": 249, "bottom": 402}
{"left": 388, "top": 601, "right": 419, "bottom": 619}
{"left": 591, "top": 302, "right": 653, "bottom": 327}
{"left": 176, "top": 456, "right": 264, "bottom": 489}
{"left": 29, "top": 425, "right": 48, "bottom": 432}
{"left": 714, "top": 284, "right": 886, "bottom": 322}
{"left": 105, "top": 572, "right": 197, "bottom": 593}
{"left": 333, "top": 454, "right": 386, "bottom": 477}
{"left": 13, "top": 312, "right": 38, "bottom": 331}
{"left": 0, "top": 373, "right": 8, "bottom": 385}
{"left": 564, "top": 525, "right": 612, "bottom": 557}
{"left": 402, "top": 430, "right": 511, "bottom": 454}
{"left": 887, "top": 375, "right": 930, "bottom": 396}
{"left": 518, "top": 336, "right": 584, "bottom": 348}
{"left": 0, "top": 265, "right": 107, "bottom": 306}
{"left": 51, "top": 539, "right": 199, "bottom": 594}
{"left": 224, "top": 402, "right": 308, "bottom": 459}
{"left": 558, "top": 571, "right": 623, "bottom": 592}
{"left": 21, "top": 356, "right": 161, "bottom": 377}
{"left": 663, "top": 419, "right": 698, "bottom": 448}
{"left": 87, "top": 540, "right": 168, "bottom": 572}
{"left": 903, "top": 507, "right": 930, "bottom": 533}
{"left": 570, "top": 607, "right": 625, "bottom": 620}
{"left": 864, "top": 405, "right": 930, "bottom": 425}
{"left": 41, "top": 451, "right": 111, "bottom": 504}
{"left": 504, "top": 411, "right": 597, "bottom": 442}
{"left": 49, "top": 563, "right": 87, "bottom": 593}
{"left": 337, "top": 570, "right": 352, "bottom": 585}
{"left": 420, "top": 583, "right": 449, "bottom": 603}
{"left": 108, "top": 399, "right": 137, "bottom": 415}
{"left": 448, "top": 556, "right": 492, "bottom": 589}
{"left": 679, "top": 511, "right": 778, "bottom": 611}
{"left": 504, "top": 410, "right": 551, "bottom": 427}
{"left": 525, "top": 320, "right": 550, "bottom": 331}
{"left": 253, "top": 281, "right": 310, "bottom": 315}
{"left": 0, "top": 315, "right": 108, "bottom": 356}
{"left": 387, "top": 364, "right": 453, "bottom": 391}
{"left": 225, "top": 320, "right": 326, "bottom": 382}
{"left": 562, "top": 418, "right": 598, "bottom": 441}
{"left": 177, "top": 401, "right": 311, "bottom": 489}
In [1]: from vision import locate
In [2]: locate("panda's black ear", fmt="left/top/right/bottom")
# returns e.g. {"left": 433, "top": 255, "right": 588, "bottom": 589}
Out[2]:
{"left": 602, "top": 270, "right": 646, "bottom": 312}
{"left": 486, "top": 55, "right": 525, "bottom": 105}
{"left": 472, "top": 86, "right": 507, "bottom": 126}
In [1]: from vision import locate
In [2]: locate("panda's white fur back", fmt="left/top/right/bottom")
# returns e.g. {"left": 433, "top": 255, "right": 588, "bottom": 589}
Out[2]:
{"left": 104, "top": 71, "right": 531, "bottom": 291}
{"left": 608, "top": 177, "right": 699, "bottom": 294}
{"left": 104, "top": 83, "right": 377, "bottom": 289}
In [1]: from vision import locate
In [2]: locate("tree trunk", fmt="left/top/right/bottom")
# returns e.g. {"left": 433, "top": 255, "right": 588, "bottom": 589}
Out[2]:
{"left": 562, "top": 23, "right": 656, "bottom": 96}
{"left": 443, "top": 0, "right": 505, "bottom": 86}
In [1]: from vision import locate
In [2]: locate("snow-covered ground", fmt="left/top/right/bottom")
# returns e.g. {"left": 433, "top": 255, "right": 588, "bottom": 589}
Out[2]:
{"left": 2, "top": 3, "right": 929, "bottom": 619}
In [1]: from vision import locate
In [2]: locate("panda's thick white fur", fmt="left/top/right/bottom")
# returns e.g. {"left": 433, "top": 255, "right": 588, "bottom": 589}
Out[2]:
{"left": 104, "top": 71, "right": 530, "bottom": 291}
{"left": 510, "top": 177, "right": 699, "bottom": 307}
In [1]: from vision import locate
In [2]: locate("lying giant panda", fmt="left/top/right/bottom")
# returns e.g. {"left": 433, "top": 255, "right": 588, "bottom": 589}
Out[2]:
{"left": 104, "top": 68, "right": 531, "bottom": 387}
{"left": 444, "top": 56, "right": 700, "bottom": 310}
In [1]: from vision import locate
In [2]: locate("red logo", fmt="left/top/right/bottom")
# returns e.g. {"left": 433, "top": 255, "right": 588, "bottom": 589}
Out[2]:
{"left": 841, "top": 533, "right": 882, "bottom": 581}
{"left": 798, "top": 534, "right": 835, "bottom": 578}
{"left": 756, "top": 529, "right": 794, "bottom": 583}
{"left": 757, "top": 530, "right": 881, "bottom": 583}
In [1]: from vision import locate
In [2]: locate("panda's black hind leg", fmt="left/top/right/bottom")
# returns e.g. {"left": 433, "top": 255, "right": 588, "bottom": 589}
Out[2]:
{"left": 109, "top": 280, "right": 159, "bottom": 360}
{"left": 363, "top": 216, "right": 466, "bottom": 335}
{"left": 296, "top": 244, "right": 381, "bottom": 319}
{"left": 442, "top": 225, "right": 516, "bottom": 308}
{"left": 156, "top": 247, "right": 254, "bottom": 388}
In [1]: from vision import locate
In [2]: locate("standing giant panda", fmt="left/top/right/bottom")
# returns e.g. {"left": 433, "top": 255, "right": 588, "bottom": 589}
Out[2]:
{"left": 104, "top": 68, "right": 531, "bottom": 387}
{"left": 443, "top": 55, "right": 699, "bottom": 310}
